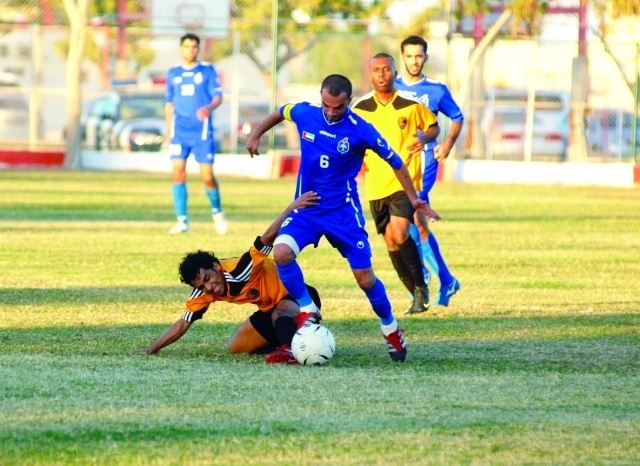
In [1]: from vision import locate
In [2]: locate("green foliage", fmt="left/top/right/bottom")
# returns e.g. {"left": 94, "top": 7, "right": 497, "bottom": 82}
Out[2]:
{"left": 1, "top": 171, "right": 640, "bottom": 463}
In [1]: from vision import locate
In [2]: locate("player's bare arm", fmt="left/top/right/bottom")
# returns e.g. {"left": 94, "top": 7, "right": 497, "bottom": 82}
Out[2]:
{"left": 434, "top": 121, "right": 463, "bottom": 162}
{"left": 408, "top": 124, "right": 440, "bottom": 157}
{"left": 246, "top": 111, "right": 285, "bottom": 157}
{"left": 261, "top": 191, "right": 321, "bottom": 246}
{"left": 133, "top": 318, "right": 193, "bottom": 355}
{"left": 164, "top": 102, "right": 174, "bottom": 149}
{"left": 393, "top": 164, "right": 441, "bottom": 221}
{"left": 196, "top": 95, "right": 223, "bottom": 120}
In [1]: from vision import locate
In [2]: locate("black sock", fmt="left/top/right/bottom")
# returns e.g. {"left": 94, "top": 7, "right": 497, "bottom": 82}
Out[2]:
{"left": 274, "top": 316, "right": 297, "bottom": 347}
{"left": 389, "top": 250, "right": 414, "bottom": 293}
{"left": 398, "top": 237, "right": 426, "bottom": 288}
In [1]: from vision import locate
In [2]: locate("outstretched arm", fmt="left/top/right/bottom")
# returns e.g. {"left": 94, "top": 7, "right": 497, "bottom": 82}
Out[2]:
{"left": 246, "top": 111, "right": 285, "bottom": 157}
{"left": 261, "top": 191, "right": 321, "bottom": 247}
{"left": 133, "top": 318, "right": 192, "bottom": 355}
{"left": 393, "top": 164, "right": 441, "bottom": 221}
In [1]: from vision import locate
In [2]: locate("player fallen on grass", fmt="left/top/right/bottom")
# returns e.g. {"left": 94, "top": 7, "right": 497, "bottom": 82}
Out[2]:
{"left": 133, "top": 191, "right": 322, "bottom": 364}
{"left": 245, "top": 74, "right": 441, "bottom": 363}
{"left": 352, "top": 52, "right": 439, "bottom": 315}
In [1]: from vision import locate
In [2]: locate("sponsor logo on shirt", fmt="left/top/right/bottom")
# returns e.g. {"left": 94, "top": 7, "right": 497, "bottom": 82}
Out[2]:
{"left": 337, "top": 137, "right": 350, "bottom": 153}
{"left": 398, "top": 117, "right": 407, "bottom": 129}
{"left": 172, "top": 77, "right": 182, "bottom": 84}
{"left": 319, "top": 130, "right": 336, "bottom": 138}
{"left": 302, "top": 131, "right": 315, "bottom": 142}
{"left": 194, "top": 72, "right": 203, "bottom": 84}
{"left": 357, "top": 241, "right": 365, "bottom": 249}
{"left": 182, "top": 71, "right": 194, "bottom": 77}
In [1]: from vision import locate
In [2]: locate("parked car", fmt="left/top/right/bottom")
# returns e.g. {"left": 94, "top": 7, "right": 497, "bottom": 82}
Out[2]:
{"left": 0, "top": 94, "right": 29, "bottom": 142}
{"left": 83, "top": 90, "right": 165, "bottom": 151}
{"left": 586, "top": 108, "right": 640, "bottom": 159}
{"left": 482, "top": 89, "right": 570, "bottom": 158}
{"left": 213, "top": 100, "right": 286, "bottom": 152}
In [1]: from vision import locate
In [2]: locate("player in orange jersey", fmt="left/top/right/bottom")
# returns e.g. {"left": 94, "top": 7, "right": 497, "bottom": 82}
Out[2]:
{"left": 133, "top": 191, "right": 321, "bottom": 364}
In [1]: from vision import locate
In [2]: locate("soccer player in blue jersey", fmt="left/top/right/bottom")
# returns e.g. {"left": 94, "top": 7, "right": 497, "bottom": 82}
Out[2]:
{"left": 165, "top": 33, "right": 227, "bottom": 235}
{"left": 394, "top": 35, "right": 463, "bottom": 306}
{"left": 245, "top": 74, "right": 441, "bottom": 363}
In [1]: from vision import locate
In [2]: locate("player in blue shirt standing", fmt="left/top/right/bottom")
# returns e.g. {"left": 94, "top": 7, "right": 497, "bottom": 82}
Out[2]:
{"left": 245, "top": 75, "right": 441, "bottom": 363}
{"left": 394, "top": 35, "right": 462, "bottom": 307}
{"left": 165, "top": 33, "right": 227, "bottom": 235}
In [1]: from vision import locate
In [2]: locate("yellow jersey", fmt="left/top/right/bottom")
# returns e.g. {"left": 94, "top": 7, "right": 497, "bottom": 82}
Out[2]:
{"left": 352, "top": 90, "right": 438, "bottom": 201}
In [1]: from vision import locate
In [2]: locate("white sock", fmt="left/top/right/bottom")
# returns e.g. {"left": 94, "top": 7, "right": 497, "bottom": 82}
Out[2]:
{"left": 380, "top": 319, "right": 398, "bottom": 336}
{"left": 300, "top": 302, "right": 319, "bottom": 314}
{"left": 177, "top": 215, "right": 188, "bottom": 224}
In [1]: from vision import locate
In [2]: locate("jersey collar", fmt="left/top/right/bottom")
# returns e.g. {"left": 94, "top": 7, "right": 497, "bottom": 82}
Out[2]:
{"left": 399, "top": 74, "right": 426, "bottom": 87}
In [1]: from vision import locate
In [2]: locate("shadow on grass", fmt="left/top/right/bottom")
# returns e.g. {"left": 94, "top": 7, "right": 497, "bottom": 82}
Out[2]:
{"left": 1, "top": 312, "right": 638, "bottom": 374}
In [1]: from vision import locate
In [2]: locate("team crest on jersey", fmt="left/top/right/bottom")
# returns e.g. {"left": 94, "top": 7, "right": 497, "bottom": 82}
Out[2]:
{"left": 302, "top": 131, "right": 315, "bottom": 142}
{"left": 420, "top": 94, "right": 430, "bottom": 107}
{"left": 357, "top": 241, "right": 365, "bottom": 249}
{"left": 398, "top": 117, "right": 408, "bottom": 129}
{"left": 248, "top": 288, "right": 260, "bottom": 299}
{"left": 337, "top": 137, "right": 350, "bottom": 153}
{"left": 194, "top": 72, "right": 203, "bottom": 84}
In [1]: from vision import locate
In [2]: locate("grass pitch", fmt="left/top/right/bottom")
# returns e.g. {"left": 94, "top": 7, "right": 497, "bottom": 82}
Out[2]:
{"left": 1, "top": 170, "right": 639, "bottom": 465}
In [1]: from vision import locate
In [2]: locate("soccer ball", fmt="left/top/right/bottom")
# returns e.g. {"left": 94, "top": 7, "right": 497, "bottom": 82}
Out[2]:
{"left": 291, "top": 323, "right": 336, "bottom": 366}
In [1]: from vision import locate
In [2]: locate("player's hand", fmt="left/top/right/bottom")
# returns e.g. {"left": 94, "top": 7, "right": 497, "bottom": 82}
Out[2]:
{"left": 291, "top": 191, "right": 320, "bottom": 210}
{"left": 246, "top": 136, "right": 261, "bottom": 158}
{"left": 434, "top": 142, "right": 451, "bottom": 162}
{"left": 407, "top": 134, "right": 425, "bottom": 158}
{"left": 412, "top": 198, "right": 441, "bottom": 221}
{"left": 196, "top": 106, "right": 211, "bottom": 120}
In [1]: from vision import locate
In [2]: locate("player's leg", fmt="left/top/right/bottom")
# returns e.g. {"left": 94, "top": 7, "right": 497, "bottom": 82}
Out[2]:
{"left": 228, "top": 316, "right": 272, "bottom": 354}
{"left": 265, "top": 299, "right": 300, "bottom": 364}
{"left": 169, "top": 155, "right": 190, "bottom": 233}
{"left": 326, "top": 217, "right": 406, "bottom": 362}
{"left": 273, "top": 212, "right": 322, "bottom": 327}
{"left": 418, "top": 159, "right": 459, "bottom": 306}
{"left": 194, "top": 140, "right": 227, "bottom": 234}
{"left": 352, "top": 267, "right": 407, "bottom": 363}
{"left": 376, "top": 193, "right": 429, "bottom": 313}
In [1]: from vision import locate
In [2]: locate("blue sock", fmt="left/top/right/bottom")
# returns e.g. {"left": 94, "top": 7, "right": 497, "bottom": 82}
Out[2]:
{"left": 172, "top": 182, "right": 188, "bottom": 219}
{"left": 204, "top": 186, "right": 222, "bottom": 213}
{"left": 421, "top": 237, "right": 439, "bottom": 276}
{"left": 428, "top": 233, "right": 453, "bottom": 286}
{"left": 363, "top": 279, "right": 394, "bottom": 325}
{"left": 276, "top": 261, "right": 312, "bottom": 307}
{"left": 409, "top": 223, "right": 428, "bottom": 277}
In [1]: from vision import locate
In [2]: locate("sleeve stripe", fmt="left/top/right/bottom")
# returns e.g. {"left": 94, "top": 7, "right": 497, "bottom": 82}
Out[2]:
{"left": 224, "top": 258, "right": 253, "bottom": 283}
{"left": 182, "top": 311, "right": 193, "bottom": 322}
{"left": 189, "top": 287, "right": 204, "bottom": 300}
{"left": 259, "top": 244, "right": 272, "bottom": 255}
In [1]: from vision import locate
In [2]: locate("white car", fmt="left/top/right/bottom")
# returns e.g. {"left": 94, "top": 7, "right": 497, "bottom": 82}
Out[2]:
{"left": 482, "top": 89, "right": 570, "bottom": 159}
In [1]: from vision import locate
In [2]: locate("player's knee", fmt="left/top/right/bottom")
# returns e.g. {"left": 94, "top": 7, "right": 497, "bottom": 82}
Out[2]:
{"left": 273, "top": 243, "right": 296, "bottom": 265}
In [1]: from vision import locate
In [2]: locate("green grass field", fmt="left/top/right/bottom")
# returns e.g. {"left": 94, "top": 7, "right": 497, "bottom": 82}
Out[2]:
{"left": 1, "top": 170, "right": 639, "bottom": 465}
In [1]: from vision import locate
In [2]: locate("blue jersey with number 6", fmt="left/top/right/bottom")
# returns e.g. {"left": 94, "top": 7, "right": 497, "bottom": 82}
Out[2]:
{"left": 166, "top": 62, "right": 222, "bottom": 140}
{"left": 281, "top": 102, "right": 403, "bottom": 213}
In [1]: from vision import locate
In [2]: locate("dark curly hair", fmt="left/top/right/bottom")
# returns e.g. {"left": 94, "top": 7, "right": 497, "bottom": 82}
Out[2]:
{"left": 178, "top": 250, "right": 220, "bottom": 284}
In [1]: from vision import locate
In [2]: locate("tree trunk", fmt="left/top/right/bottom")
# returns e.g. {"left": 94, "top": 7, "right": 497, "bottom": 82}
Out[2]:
{"left": 62, "top": 0, "right": 89, "bottom": 170}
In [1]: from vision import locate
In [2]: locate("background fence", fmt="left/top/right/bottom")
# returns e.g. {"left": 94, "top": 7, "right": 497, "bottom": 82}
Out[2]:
{"left": 0, "top": 3, "right": 638, "bottom": 163}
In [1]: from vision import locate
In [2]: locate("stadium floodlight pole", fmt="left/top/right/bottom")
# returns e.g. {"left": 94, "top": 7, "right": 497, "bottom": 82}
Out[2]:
{"left": 632, "top": 43, "right": 639, "bottom": 165}
{"left": 268, "top": 0, "right": 279, "bottom": 151}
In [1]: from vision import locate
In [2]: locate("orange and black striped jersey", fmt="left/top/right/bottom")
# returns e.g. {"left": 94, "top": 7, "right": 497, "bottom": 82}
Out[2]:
{"left": 352, "top": 90, "right": 438, "bottom": 201}
{"left": 182, "top": 237, "right": 289, "bottom": 322}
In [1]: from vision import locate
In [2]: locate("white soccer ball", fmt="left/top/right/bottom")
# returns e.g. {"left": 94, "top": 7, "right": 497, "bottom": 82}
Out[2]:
{"left": 291, "top": 323, "right": 336, "bottom": 366}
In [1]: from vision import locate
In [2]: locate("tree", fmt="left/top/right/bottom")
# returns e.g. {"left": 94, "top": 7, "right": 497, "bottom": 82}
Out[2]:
{"left": 592, "top": 0, "right": 640, "bottom": 101}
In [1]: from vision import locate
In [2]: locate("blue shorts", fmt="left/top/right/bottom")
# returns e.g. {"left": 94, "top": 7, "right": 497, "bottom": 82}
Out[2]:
{"left": 419, "top": 149, "right": 438, "bottom": 204}
{"left": 276, "top": 205, "right": 372, "bottom": 270}
{"left": 169, "top": 133, "right": 215, "bottom": 165}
